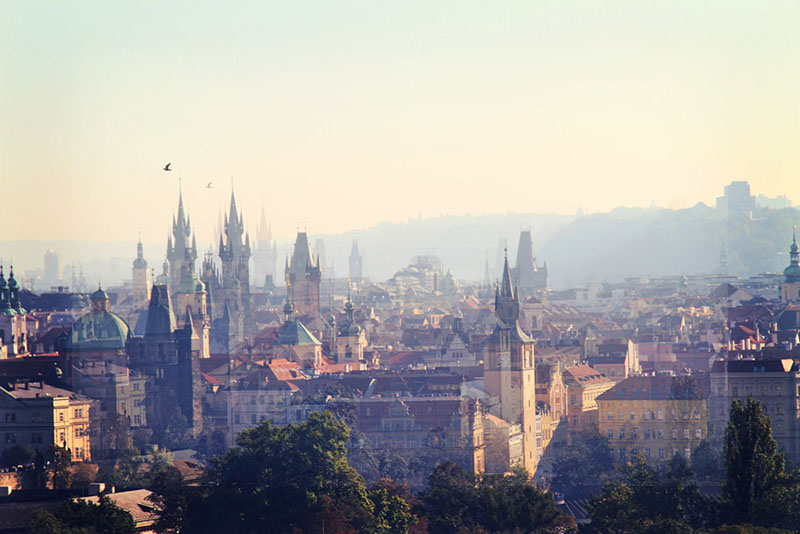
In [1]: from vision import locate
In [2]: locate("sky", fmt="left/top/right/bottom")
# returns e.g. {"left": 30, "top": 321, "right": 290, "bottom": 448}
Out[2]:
{"left": 1, "top": 1, "right": 799, "bottom": 244}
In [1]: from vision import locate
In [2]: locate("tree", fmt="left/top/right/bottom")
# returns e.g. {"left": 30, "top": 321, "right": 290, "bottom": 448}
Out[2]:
{"left": 154, "top": 411, "right": 383, "bottom": 534}
{"left": 48, "top": 445, "right": 72, "bottom": 490}
{"left": 692, "top": 440, "right": 723, "bottom": 482}
{"left": 30, "top": 494, "right": 136, "bottom": 534}
{"left": 1, "top": 443, "right": 35, "bottom": 467}
{"left": 551, "top": 432, "right": 615, "bottom": 497}
{"left": 585, "top": 455, "right": 712, "bottom": 534}
{"left": 723, "top": 398, "right": 786, "bottom": 525}
{"left": 421, "top": 462, "right": 574, "bottom": 534}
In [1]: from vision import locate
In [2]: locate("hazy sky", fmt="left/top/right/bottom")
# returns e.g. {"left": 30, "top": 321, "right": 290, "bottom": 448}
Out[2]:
{"left": 2, "top": 1, "right": 799, "bottom": 243}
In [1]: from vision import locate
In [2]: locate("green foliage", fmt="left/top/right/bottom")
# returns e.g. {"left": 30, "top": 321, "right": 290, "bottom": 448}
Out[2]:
{"left": 723, "top": 398, "right": 786, "bottom": 525}
{"left": 97, "top": 446, "right": 144, "bottom": 490}
{"left": 1, "top": 443, "right": 35, "bottom": 467}
{"left": 551, "top": 432, "right": 615, "bottom": 497}
{"left": 584, "top": 455, "right": 712, "bottom": 534}
{"left": 30, "top": 495, "right": 136, "bottom": 534}
{"left": 48, "top": 445, "right": 72, "bottom": 490}
{"left": 421, "top": 462, "right": 574, "bottom": 534}
{"left": 692, "top": 440, "right": 723, "bottom": 482}
{"left": 154, "top": 411, "right": 387, "bottom": 534}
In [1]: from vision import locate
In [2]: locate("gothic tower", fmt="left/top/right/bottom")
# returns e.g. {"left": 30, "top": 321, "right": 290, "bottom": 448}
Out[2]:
{"left": 166, "top": 190, "right": 196, "bottom": 295}
{"left": 512, "top": 229, "right": 547, "bottom": 296}
{"left": 254, "top": 206, "right": 278, "bottom": 289}
{"left": 218, "top": 190, "right": 253, "bottom": 346}
{"left": 349, "top": 238, "right": 363, "bottom": 282}
{"left": 286, "top": 231, "right": 321, "bottom": 318}
{"left": 173, "top": 241, "right": 210, "bottom": 359}
{"left": 483, "top": 253, "right": 537, "bottom": 474}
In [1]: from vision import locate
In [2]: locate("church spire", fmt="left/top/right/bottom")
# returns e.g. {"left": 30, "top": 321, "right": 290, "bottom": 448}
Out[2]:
{"left": 495, "top": 251, "right": 519, "bottom": 324}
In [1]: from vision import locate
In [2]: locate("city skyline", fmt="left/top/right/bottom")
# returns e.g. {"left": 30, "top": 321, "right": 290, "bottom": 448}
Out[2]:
{"left": 2, "top": 1, "right": 799, "bottom": 242}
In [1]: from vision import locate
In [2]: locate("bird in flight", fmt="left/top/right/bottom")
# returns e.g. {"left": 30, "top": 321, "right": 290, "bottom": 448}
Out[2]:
{"left": 163, "top": 163, "right": 172, "bottom": 171}
{"left": 207, "top": 182, "right": 213, "bottom": 189}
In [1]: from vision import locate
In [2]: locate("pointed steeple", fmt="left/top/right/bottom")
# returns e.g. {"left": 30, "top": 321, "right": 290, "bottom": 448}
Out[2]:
{"left": 500, "top": 251, "right": 514, "bottom": 298}
{"left": 229, "top": 190, "right": 239, "bottom": 226}
{"left": 495, "top": 251, "right": 519, "bottom": 324}
{"left": 0, "top": 265, "right": 7, "bottom": 309}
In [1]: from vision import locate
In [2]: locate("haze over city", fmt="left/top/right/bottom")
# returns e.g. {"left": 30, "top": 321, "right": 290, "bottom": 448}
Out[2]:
{"left": 2, "top": 1, "right": 800, "bottom": 244}
{"left": 3, "top": 3, "right": 800, "bottom": 533}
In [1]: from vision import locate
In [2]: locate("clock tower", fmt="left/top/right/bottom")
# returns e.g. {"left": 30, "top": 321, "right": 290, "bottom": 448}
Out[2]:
{"left": 483, "top": 252, "right": 537, "bottom": 474}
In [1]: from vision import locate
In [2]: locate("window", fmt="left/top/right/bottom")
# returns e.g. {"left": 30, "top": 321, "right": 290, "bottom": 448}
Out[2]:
{"left": 133, "top": 382, "right": 140, "bottom": 392}
{"left": 619, "top": 429, "right": 625, "bottom": 439}
{"left": 684, "top": 448, "right": 691, "bottom": 459}
{"left": 31, "top": 432, "right": 42, "bottom": 444}
{"left": 695, "top": 428, "right": 702, "bottom": 439}
{"left": 607, "top": 412, "right": 614, "bottom": 420}
{"left": 657, "top": 430, "right": 664, "bottom": 439}
{"left": 644, "top": 429, "right": 651, "bottom": 439}
{"left": 74, "top": 409, "right": 83, "bottom": 419}
{"left": 657, "top": 410, "right": 664, "bottom": 420}
{"left": 31, "top": 412, "right": 41, "bottom": 422}
{"left": 630, "top": 412, "right": 636, "bottom": 421}
{"left": 5, "top": 433, "right": 17, "bottom": 444}
{"left": 607, "top": 429, "right": 614, "bottom": 439}
{"left": 59, "top": 432, "right": 65, "bottom": 443}
{"left": 5, "top": 413, "right": 16, "bottom": 423}
{"left": 234, "top": 414, "right": 240, "bottom": 424}
{"left": 732, "top": 386, "right": 738, "bottom": 396}
{"left": 671, "top": 429, "right": 678, "bottom": 439}
{"left": 658, "top": 448, "right": 665, "bottom": 459}
{"left": 133, "top": 415, "right": 141, "bottom": 425}
{"left": 682, "top": 411, "right": 689, "bottom": 420}
{"left": 644, "top": 448, "right": 650, "bottom": 458}
{"left": 619, "top": 448, "right": 626, "bottom": 460}
{"left": 776, "top": 385, "right": 782, "bottom": 396}
{"left": 75, "top": 427, "right": 82, "bottom": 437}
{"left": 683, "top": 428, "right": 690, "bottom": 439}
{"left": 631, "top": 427, "right": 639, "bottom": 439}
{"left": 572, "top": 415, "right": 578, "bottom": 426}
{"left": 251, "top": 414, "right": 257, "bottom": 424}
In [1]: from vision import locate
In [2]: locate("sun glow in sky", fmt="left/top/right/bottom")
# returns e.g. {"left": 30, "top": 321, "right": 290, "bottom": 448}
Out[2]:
{"left": 2, "top": 1, "right": 799, "bottom": 242}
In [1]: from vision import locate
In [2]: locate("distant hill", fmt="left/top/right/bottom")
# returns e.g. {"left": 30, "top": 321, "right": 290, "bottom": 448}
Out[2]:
{"left": 2, "top": 205, "right": 797, "bottom": 291}
{"left": 315, "top": 205, "right": 799, "bottom": 288}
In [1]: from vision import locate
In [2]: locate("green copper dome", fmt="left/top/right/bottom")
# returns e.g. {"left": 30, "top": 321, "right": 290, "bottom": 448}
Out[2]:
{"left": 784, "top": 263, "right": 800, "bottom": 283}
{"left": 90, "top": 287, "right": 109, "bottom": 301}
{"left": 67, "top": 310, "right": 132, "bottom": 351}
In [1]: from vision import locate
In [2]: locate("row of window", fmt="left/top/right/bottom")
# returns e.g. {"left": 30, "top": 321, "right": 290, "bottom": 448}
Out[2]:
{"left": 607, "top": 427, "right": 703, "bottom": 440}
{"left": 606, "top": 410, "right": 703, "bottom": 422}
{"left": 619, "top": 447, "right": 691, "bottom": 460}
{"left": 717, "top": 385, "right": 789, "bottom": 397}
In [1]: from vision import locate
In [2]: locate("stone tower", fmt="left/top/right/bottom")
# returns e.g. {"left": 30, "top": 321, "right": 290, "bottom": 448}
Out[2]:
{"left": 349, "top": 238, "right": 363, "bottom": 282}
{"left": 254, "top": 206, "right": 277, "bottom": 289}
{"left": 132, "top": 239, "right": 150, "bottom": 308}
{"left": 166, "top": 190, "right": 196, "bottom": 296}
{"left": 218, "top": 190, "right": 253, "bottom": 345}
{"left": 781, "top": 227, "right": 800, "bottom": 304}
{"left": 286, "top": 231, "right": 321, "bottom": 318}
{"left": 483, "top": 253, "right": 538, "bottom": 474}
{"left": 512, "top": 229, "right": 547, "bottom": 296}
